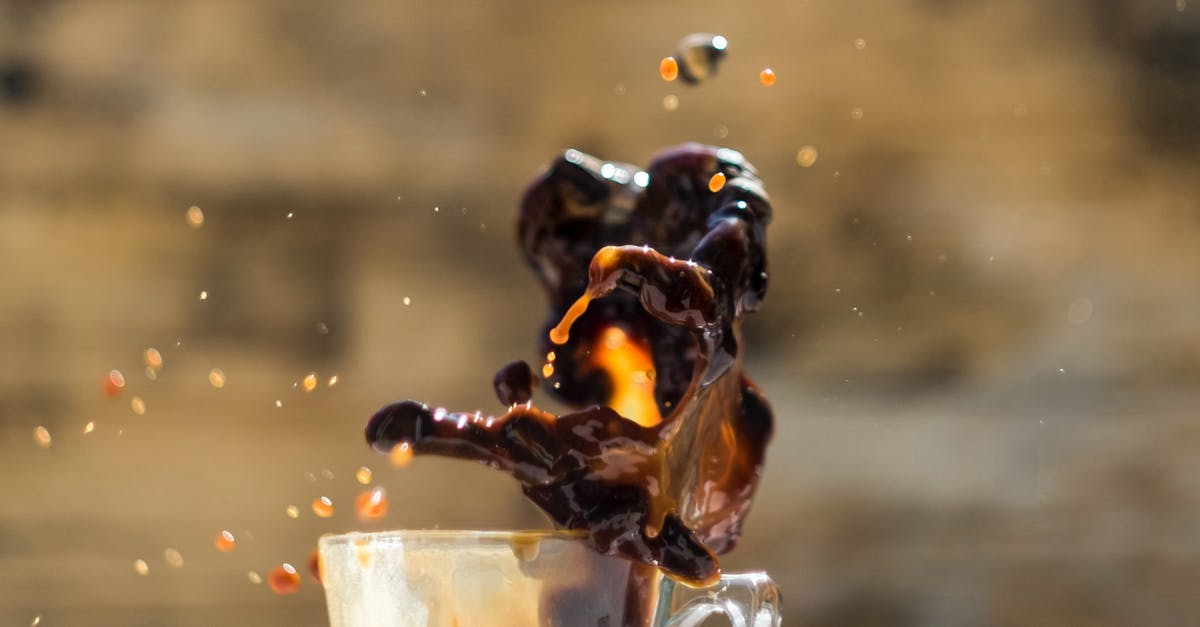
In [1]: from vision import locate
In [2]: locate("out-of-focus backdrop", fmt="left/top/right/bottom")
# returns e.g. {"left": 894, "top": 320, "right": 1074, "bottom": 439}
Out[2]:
{"left": 2, "top": 1, "right": 1199, "bottom": 625}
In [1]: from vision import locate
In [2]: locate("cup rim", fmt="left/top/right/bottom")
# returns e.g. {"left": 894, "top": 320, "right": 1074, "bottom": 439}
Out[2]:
{"left": 318, "top": 528, "right": 588, "bottom": 548}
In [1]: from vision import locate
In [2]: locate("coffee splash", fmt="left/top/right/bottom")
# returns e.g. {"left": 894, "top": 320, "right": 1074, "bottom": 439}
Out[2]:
{"left": 366, "top": 143, "right": 773, "bottom": 585}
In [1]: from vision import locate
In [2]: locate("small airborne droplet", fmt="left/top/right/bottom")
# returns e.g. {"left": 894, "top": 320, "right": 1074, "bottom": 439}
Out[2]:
{"left": 854, "top": 38, "right": 867, "bottom": 50}
{"left": 355, "top": 466, "right": 373, "bottom": 485}
{"left": 33, "top": 426, "right": 51, "bottom": 448}
{"left": 663, "top": 94, "right": 679, "bottom": 111}
{"left": 355, "top": 486, "right": 389, "bottom": 521}
{"left": 308, "top": 549, "right": 324, "bottom": 583}
{"left": 208, "top": 368, "right": 226, "bottom": 388}
{"left": 214, "top": 530, "right": 236, "bottom": 552}
{"left": 312, "top": 496, "right": 334, "bottom": 518}
{"left": 659, "top": 56, "right": 679, "bottom": 81}
{"left": 31, "top": 615, "right": 41, "bottom": 626}
{"left": 302, "top": 373, "right": 318, "bottom": 392}
{"left": 708, "top": 172, "right": 727, "bottom": 193}
{"left": 199, "top": 290, "right": 208, "bottom": 301}
{"left": 327, "top": 375, "right": 339, "bottom": 387}
{"left": 389, "top": 441, "right": 414, "bottom": 468}
{"left": 247, "top": 570, "right": 263, "bottom": 584}
{"left": 164, "top": 548, "right": 184, "bottom": 568}
{"left": 144, "top": 348, "right": 163, "bottom": 369}
{"left": 402, "top": 296, "right": 412, "bottom": 306}
{"left": 268, "top": 563, "right": 301, "bottom": 595}
{"left": 130, "top": 397, "right": 146, "bottom": 415}
{"left": 672, "top": 33, "right": 729, "bottom": 84}
{"left": 103, "top": 369, "right": 126, "bottom": 397}
{"left": 83, "top": 421, "right": 95, "bottom": 434}
{"left": 796, "top": 146, "right": 819, "bottom": 168}
{"left": 186, "top": 206, "right": 204, "bottom": 228}
{"left": 759, "top": 68, "right": 777, "bottom": 87}
{"left": 542, "top": 362, "right": 554, "bottom": 378}
{"left": 275, "top": 400, "right": 283, "bottom": 408}
{"left": 134, "top": 559, "right": 150, "bottom": 576}
{"left": 286, "top": 505, "right": 300, "bottom": 519}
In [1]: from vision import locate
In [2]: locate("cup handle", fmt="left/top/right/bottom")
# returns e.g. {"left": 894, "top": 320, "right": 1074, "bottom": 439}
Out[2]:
{"left": 659, "top": 572, "right": 782, "bottom": 627}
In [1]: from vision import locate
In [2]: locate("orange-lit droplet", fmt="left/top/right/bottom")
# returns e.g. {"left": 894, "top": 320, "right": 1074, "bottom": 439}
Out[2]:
{"left": 185, "top": 206, "right": 205, "bottom": 228}
{"left": 302, "top": 373, "right": 318, "bottom": 392}
{"left": 389, "top": 441, "right": 414, "bottom": 468}
{"left": 133, "top": 559, "right": 150, "bottom": 576}
{"left": 143, "top": 348, "right": 163, "bottom": 369}
{"left": 130, "top": 397, "right": 146, "bottom": 415}
{"left": 796, "top": 145, "right": 819, "bottom": 168}
{"left": 214, "top": 530, "right": 236, "bottom": 552}
{"left": 759, "top": 67, "right": 776, "bottom": 87}
{"left": 308, "top": 549, "right": 324, "bottom": 584}
{"left": 708, "top": 172, "right": 726, "bottom": 193}
{"left": 33, "top": 426, "right": 51, "bottom": 449}
{"left": 103, "top": 370, "right": 126, "bottom": 397}
{"left": 208, "top": 368, "right": 226, "bottom": 388}
{"left": 355, "top": 466, "right": 373, "bottom": 485}
{"left": 312, "top": 496, "right": 334, "bottom": 518}
{"left": 267, "top": 563, "right": 301, "bottom": 595}
{"left": 542, "top": 362, "right": 554, "bottom": 378}
{"left": 355, "top": 486, "right": 388, "bottom": 521}
{"left": 659, "top": 56, "right": 679, "bottom": 81}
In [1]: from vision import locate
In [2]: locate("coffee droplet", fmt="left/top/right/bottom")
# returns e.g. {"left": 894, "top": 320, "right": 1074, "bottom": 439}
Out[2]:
{"left": 708, "top": 172, "right": 727, "bottom": 193}
{"left": 83, "top": 421, "right": 95, "bottom": 434}
{"left": 308, "top": 549, "right": 324, "bottom": 583}
{"left": 268, "top": 563, "right": 300, "bottom": 595}
{"left": 796, "top": 146, "right": 819, "bottom": 168}
{"left": 355, "top": 466, "right": 373, "bottom": 485}
{"left": 208, "top": 368, "right": 226, "bottom": 388}
{"left": 659, "top": 56, "right": 679, "bottom": 81}
{"left": 247, "top": 570, "right": 263, "bottom": 584}
{"left": 302, "top": 373, "right": 318, "bottom": 392}
{"left": 164, "top": 548, "right": 184, "bottom": 568}
{"left": 144, "top": 348, "right": 163, "bottom": 369}
{"left": 133, "top": 559, "right": 150, "bottom": 576}
{"left": 312, "top": 496, "right": 334, "bottom": 518}
{"left": 759, "top": 67, "right": 777, "bottom": 87}
{"left": 286, "top": 504, "right": 300, "bottom": 519}
{"left": 33, "top": 426, "right": 51, "bottom": 449}
{"left": 103, "top": 369, "right": 126, "bottom": 397}
{"left": 130, "top": 397, "right": 146, "bottom": 415}
{"left": 355, "top": 486, "right": 388, "bottom": 521}
{"left": 214, "top": 530, "right": 236, "bottom": 552}
{"left": 186, "top": 206, "right": 205, "bottom": 228}
{"left": 389, "top": 441, "right": 414, "bottom": 468}
{"left": 541, "top": 362, "right": 554, "bottom": 378}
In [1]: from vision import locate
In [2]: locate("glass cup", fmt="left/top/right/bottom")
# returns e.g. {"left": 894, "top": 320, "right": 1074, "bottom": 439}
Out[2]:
{"left": 319, "top": 529, "right": 781, "bottom": 627}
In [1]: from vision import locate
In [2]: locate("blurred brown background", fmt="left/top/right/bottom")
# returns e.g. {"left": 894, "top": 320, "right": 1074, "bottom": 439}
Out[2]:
{"left": 2, "top": 1, "right": 1199, "bottom": 625}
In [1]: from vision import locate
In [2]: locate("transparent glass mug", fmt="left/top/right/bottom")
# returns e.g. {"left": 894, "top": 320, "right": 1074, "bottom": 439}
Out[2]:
{"left": 319, "top": 530, "right": 781, "bottom": 627}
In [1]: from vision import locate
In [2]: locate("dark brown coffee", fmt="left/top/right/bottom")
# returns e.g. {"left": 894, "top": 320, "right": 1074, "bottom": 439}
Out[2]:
{"left": 365, "top": 143, "right": 773, "bottom": 586}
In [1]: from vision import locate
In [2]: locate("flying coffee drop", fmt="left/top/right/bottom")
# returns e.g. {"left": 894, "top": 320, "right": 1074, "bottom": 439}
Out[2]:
{"left": 268, "top": 563, "right": 300, "bottom": 595}
{"left": 674, "top": 33, "right": 728, "bottom": 85}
